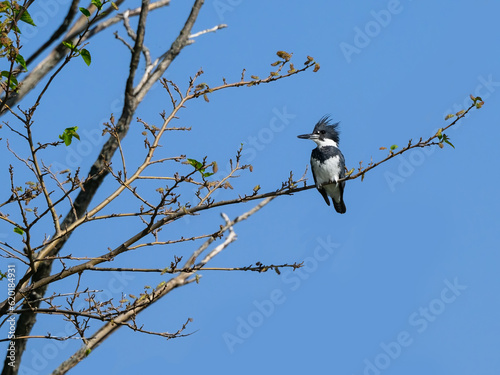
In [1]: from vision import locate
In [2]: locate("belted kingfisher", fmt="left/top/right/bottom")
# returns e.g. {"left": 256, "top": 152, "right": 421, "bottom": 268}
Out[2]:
{"left": 297, "top": 116, "right": 347, "bottom": 214}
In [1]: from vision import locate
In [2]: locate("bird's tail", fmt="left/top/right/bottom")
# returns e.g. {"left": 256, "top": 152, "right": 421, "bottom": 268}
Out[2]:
{"left": 333, "top": 199, "right": 346, "bottom": 214}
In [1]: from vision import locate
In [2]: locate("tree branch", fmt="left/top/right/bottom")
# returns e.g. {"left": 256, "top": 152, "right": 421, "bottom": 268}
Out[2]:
{"left": 0, "top": 2, "right": 204, "bottom": 373}
{"left": 76, "top": 262, "right": 304, "bottom": 273}
{"left": 50, "top": 196, "right": 271, "bottom": 374}
{"left": 25, "top": 0, "right": 80, "bottom": 66}
{"left": 0, "top": 0, "right": 169, "bottom": 111}
{"left": 0, "top": 101, "right": 478, "bottom": 316}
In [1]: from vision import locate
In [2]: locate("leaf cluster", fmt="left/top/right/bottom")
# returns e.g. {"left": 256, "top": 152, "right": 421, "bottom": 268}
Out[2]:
{"left": 58, "top": 126, "right": 81, "bottom": 146}
{"left": 0, "top": 1, "right": 33, "bottom": 92}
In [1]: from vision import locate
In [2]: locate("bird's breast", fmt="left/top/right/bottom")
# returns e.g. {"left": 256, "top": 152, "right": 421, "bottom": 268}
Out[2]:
{"left": 311, "top": 155, "right": 342, "bottom": 185}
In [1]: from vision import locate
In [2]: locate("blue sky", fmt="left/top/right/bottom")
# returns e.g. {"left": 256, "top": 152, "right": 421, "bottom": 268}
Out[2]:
{"left": 1, "top": 1, "right": 500, "bottom": 374}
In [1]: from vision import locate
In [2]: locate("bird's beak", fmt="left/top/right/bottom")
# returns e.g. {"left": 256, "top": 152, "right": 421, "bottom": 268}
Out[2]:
{"left": 297, "top": 133, "right": 317, "bottom": 140}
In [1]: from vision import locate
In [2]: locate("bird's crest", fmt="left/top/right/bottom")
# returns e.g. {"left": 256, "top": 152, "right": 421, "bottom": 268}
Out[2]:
{"left": 313, "top": 115, "right": 340, "bottom": 144}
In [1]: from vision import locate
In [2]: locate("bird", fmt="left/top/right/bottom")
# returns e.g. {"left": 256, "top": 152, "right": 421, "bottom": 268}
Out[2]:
{"left": 297, "top": 116, "right": 347, "bottom": 214}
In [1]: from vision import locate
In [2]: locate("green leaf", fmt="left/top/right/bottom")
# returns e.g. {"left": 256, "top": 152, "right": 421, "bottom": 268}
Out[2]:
{"left": 1, "top": 71, "right": 18, "bottom": 90}
{"left": 187, "top": 158, "right": 203, "bottom": 170}
{"left": 59, "top": 126, "right": 80, "bottom": 146}
{"left": 19, "top": 8, "right": 36, "bottom": 26}
{"left": 390, "top": 144, "right": 398, "bottom": 151}
{"left": 15, "top": 54, "right": 27, "bottom": 71}
{"left": 14, "top": 227, "right": 24, "bottom": 235}
{"left": 60, "top": 134, "right": 70, "bottom": 146}
{"left": 187, "top": 158, "right": 214, "bottom": 178}
{"left": 442, "top": 134, "right": 455, "bottom": 149}
{"left": 1, "top": 71, "right": 14, "bottom": 80}
{"left": 91, "top": 0, "right": 103, "bottom": 10}
{"left": 80, "top": 49, "right": 91, "bottom": 66}
{"left": 62, "top": 41, "right": 77, "bottom": 51}
{"left": 79, "top": 7, "right": 91, "bottom": 17}
{"left": 444, "top": 139, "right": 455, "bottom": 149}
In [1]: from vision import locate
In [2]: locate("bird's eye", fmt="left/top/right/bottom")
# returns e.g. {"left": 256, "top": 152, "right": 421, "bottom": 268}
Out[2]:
{"left": 320, "top": 130, "right": 326, "bottom": 135}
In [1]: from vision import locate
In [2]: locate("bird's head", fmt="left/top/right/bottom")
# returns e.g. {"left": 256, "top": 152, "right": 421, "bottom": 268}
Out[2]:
{"left": 297, "top": 116, "right": 340, "bottom": 147}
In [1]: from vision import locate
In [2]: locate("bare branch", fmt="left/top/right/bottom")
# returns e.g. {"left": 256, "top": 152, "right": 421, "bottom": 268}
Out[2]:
{"left": 0, "top": 335, "right": 83, "bottom": 343}
{"left": 25, "top": 0, "right": 80, "bottom": 66}
{"left": 189, "top": 24, "right": 227, "bottom": 39}
{"left": 79, "top": 263, "right": 304, "bottom": 273}
{"left": 0, "top": 101, "right": 478, "bottom": 316}
{"left": 50, "top": 195, "right": 272, "bottom": 374}
{"left": 0, "top": 0, "right": 170, "bottom": 111}
{"left": 1, "top": 3, "right": 209, "bottom": 370}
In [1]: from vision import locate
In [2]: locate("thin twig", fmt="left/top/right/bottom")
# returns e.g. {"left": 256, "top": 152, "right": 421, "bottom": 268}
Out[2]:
{"left": 189, "top": 24, "right": 227, "bottom": 39}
